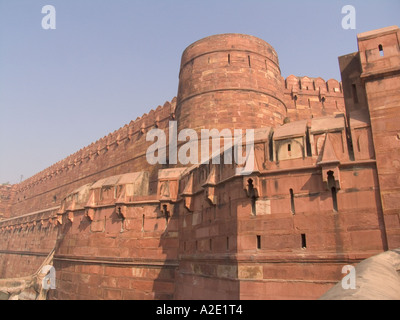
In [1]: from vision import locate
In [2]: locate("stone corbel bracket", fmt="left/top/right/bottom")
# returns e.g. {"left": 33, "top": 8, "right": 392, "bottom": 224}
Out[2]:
{"left": 181, "top": 173, "right": 194, "bottom": 212}
{"left": 202, "top": 166, "right": 218, "bottom": 206}
{"left": 67, "top": 211, "right": 74, "bottom": 223}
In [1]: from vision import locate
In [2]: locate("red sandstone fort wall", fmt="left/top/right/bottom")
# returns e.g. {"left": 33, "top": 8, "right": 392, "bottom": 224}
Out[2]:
{"left": 0, "top": 207, "right": 59, "bottom": 279}
{"left": 0, "top": 185, "right": 14, "bottom": 220}
{"left": 356, "top": 26, "right": 400, "bottom": 249}
{"left": 284, "top": 76, "right": 345, "bottom": 120}
{"left": 51, "top": 200, "right": 179, "bottom": 300}
{"left": 10, "top": 99, "right": 177, "bottom": 218}
{"left": 173, "top": 130, "right": 386, "bottom": 299}
{"left": 0, "top": 28, "right": 398, "bottom": 300}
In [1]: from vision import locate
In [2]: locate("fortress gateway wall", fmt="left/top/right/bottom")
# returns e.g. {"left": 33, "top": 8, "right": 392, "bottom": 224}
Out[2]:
{"left": 0, "top": 28, "right": 399, "bottom": 300}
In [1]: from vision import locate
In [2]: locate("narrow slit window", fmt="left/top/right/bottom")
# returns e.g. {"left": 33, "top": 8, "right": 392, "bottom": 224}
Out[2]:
{"left": 248, "top": 179, "right": 257, "bottom": 216}
{"left": 379, "top": 44, "right": 384, "bottom": 57}
{"left": 228, "top": 54, "right": 231, "bottom": 65}
{"left": 301, "top": 234, "right": 307, "bottom": 249}
{"left": 257, "top": 235, "right": 261, "bottom": 250}
{"left": 209, "top": 239, "right": 213, "bottom": 251}
{"left": 290, "top": 189, "right": 295, "bottom": 214}
{"left": 269, "top": 137, "right": 274, "bottom": 162}
{"left": 248, "top": 55, "right": 251, "bottom": 68}
{"left": 288, "top": 143, "right": 291, "bottom": 152}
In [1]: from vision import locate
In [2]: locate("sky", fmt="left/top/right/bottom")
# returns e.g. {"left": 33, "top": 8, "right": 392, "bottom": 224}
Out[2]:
{"left": 0, "top": 0, "right": 399, "bottom": 184}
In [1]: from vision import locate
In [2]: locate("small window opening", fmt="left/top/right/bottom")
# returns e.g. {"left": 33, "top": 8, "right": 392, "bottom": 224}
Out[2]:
{"left": 290, "top": 189, "right": 295, "bottom": 215}
{"left": 142, "top": 214, "right": 145, "bottom": 231}
{"left": 228, "top": 54, "right": 231, "bottom": 65}
{"left": 248, "top": 179, "right": 257, "bottom": 215}
{"left": 379, "top": 44, "right": 384, "bottom": 57}
{"left": 288, "top": 143, "right": 291, "bottom": 152}
{"left": 269, "top": 136, "right": 274, "bottom": 162}
{"left": 248, "top": 55, "right": 251, "bottom": 68}
{"left": 257, "top": 235, "right": 261, "bottom": 250}
{"left": 327, "top": 171, "right": 335, "bottom": 186}
{"left": 328, "top": 171, "right": 339, "bottom": 212}
{"left": 301, "top": 234, "right": 307, "bottom": 249}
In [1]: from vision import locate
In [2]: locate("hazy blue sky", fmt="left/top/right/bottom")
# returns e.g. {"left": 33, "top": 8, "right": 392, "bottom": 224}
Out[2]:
{"left": 0, "top": 0, "right": 399, "bottom": 184}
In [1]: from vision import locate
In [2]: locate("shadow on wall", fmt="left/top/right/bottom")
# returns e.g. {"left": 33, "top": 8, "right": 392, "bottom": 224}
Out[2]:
{"left": 319, "top": 249, "right": 400, "bottom": 300}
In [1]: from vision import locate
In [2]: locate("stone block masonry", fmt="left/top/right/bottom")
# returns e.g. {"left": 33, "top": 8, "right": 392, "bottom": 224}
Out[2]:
{"left": 0, "top": 27, "right": 399, "bottom": 300}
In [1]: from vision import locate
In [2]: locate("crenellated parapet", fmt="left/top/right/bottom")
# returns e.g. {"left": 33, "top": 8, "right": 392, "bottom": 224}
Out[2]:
{"left": 285, "top": 75, "right": 342, "bottom": 95}
{"left": 0, "top": 28, "right": 396, "bottom": 300}
{"left": 284, "top": 75, "right": 345, "bottom": 121}
{"left": 10, "top": 98, "right": 177, "bottom": 217}
{"left": 0, "top": 184, "right": 16, "bottom": 219}
{"left": 16, "top": 98, "right": 176, "bottom": 193}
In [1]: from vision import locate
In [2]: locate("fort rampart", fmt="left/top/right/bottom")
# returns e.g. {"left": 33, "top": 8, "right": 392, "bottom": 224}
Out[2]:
{"left": 0, "top": 27, "right": 399, "bottom": 300}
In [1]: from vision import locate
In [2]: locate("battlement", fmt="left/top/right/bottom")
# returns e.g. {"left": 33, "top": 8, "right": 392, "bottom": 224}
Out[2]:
{"left": 0, "top": 185, "right": 14, "bottom": 219}
{"left": 15, "top": 98, "right": 176, "bottom": 193}
{"left": 10, "top": 98, "right": 176, "bottom": 217}
{"left": 283, "top": 76, "right": 345, "bottom": 121}
{"left": 284, "top": 75, "right": 342, "bottom": 94}
{"left": 1, "top": 28, "right": 398, "bottom": 300}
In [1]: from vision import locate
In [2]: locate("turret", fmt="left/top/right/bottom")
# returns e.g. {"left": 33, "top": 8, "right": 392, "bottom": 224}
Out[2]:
{"left": 176, "top": 34, "right": 287, "bottom": 134}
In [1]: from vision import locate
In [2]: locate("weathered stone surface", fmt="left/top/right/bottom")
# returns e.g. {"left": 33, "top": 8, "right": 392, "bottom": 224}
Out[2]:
{"left": 0, "top": 27, "right": 399, "bottom": 300}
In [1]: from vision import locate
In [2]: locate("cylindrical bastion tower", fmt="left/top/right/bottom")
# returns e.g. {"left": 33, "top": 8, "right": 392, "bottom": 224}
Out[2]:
{"left": 176, "top": 33, "right": 287, "bottom": 134}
